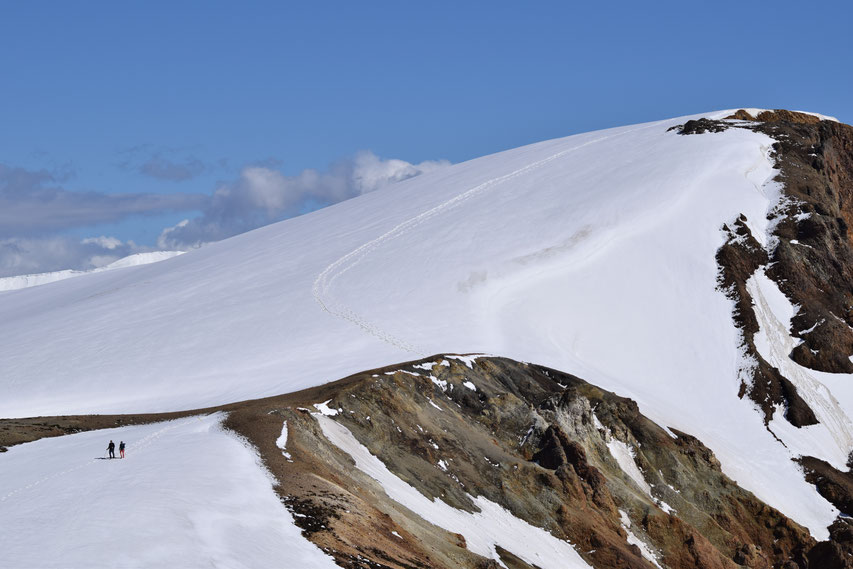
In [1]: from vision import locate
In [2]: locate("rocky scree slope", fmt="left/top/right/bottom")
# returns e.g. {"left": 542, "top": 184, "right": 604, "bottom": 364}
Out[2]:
{"left": 224, "top": 355, "right": 851, "bottom": 569}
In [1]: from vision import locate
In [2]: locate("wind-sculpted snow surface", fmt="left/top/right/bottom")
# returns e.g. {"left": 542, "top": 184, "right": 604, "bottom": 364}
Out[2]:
{"left": 311, "top": 123, "right": 654, "bottom": 356}
{"left": 0, "top": 413, "right": 338, "bottom": 569}
{"left": 0, "top": 110, "right": 850, "bottom": 538}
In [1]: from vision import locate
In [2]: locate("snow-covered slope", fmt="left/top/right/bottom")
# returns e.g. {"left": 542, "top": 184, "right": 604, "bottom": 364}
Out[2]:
{"left": 0, "top": 413, "right": 337, "bottom": 568}
{"left": 0, "top": 251, "right": 184, "bottom": 292}
{"left": 1, "top": 110, "right": 850, "bottom": 539}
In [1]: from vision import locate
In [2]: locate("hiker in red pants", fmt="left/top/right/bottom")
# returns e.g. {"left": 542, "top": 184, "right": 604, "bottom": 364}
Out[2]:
{"left": 119, "top": 441, "right": 126, "bottom": 459}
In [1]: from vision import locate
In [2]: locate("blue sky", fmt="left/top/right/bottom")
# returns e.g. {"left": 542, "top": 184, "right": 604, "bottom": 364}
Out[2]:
{"left": 1, "top": 1, "right": 851, "bottom": 275}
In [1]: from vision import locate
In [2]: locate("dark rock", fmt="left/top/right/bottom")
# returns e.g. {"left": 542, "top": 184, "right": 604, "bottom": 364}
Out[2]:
{"left": 797, "top": 456, "right": 853, "bottom": 516}
{"left": 807, "top": 519, "right": 853, "bottom": 568}
{"left": 671, "top": 118, "right": 730, "bottom": 135}
{"left": 732, "top": 543, "right": 770, "bottom": 568}
{"left": 714, "top": 215, "right": 817, "bottom": 427}
{"left": 756, "top": 117, "right": 853, "bottom": 374}
{"left": 779, "top": 376, "right": 818, "bottom": 427}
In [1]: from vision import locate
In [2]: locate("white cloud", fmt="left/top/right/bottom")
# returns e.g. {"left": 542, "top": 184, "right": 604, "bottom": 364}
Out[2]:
{"left": 351, "top": 151, "right": 448, "bottom": 194}
{"left": 81, "top": 236, "right": 123, "bottom": 250}
{"left": 0, "top": 163, "right": 206, "bottom": 238}
{"left": 158, "top": 151, "right": 450, "bottom": 249}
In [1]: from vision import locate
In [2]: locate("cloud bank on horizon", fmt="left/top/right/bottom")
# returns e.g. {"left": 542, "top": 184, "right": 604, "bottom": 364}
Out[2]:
{"left": 0, "top": 152, "right": 449, "bottom": 278}
{"left": 157, "top": 151, "right": 449, "bottom": 249}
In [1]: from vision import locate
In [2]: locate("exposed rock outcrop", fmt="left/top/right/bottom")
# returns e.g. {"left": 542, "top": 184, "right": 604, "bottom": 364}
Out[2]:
{"left": 715, "top": 215, "right": 817, "bottom": 427}
{"left": 693, "top": 110, "right": 853, "bottom": 375}
{"left": 806, "top": 519, "right": 853, "bottom": 569}
{"left": 797, "top": 455, "right": 853, "bottom": 516}
{"left": 227, "top": 355, "right": 820, "bottom": 569}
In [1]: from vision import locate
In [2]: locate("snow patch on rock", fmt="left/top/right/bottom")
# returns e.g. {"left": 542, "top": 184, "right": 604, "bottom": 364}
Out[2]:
{"left": 276, "top": 421, "right": 293, "bottom": 461}
{"left": 606, "top": 439, "right": 652, "bottom": 497}
{"left": 314, "top": 400, "right": 340, "bottom": 416}
{"left": 619, "top": 510, "right": 663, "bottom": 569}
{"left": 316, "top": 414, "right": 592, "bottom": 569}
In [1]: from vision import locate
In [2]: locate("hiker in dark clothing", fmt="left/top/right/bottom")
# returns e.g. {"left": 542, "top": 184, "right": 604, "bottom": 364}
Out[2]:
{"left": 119, "top": 441, "right": 125, "bottom": 459}
{"left": 107, "top": 440, "right": 115, "bottom": 459}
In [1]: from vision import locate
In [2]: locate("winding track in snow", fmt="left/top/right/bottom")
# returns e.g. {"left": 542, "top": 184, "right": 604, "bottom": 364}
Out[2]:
{"left": 312, "top": 121, "right": 667, "bottom": 354}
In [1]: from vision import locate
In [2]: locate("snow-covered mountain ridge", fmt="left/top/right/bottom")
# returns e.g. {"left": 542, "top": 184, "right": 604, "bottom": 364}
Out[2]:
{"left": 0, "top": 250, "right": 184, "bottom": 292}
{"left": 3, "top": 109, "right": 853, "bottom": 568}
{"left": 0, "top": 109, "right": 793, "bottom": 417}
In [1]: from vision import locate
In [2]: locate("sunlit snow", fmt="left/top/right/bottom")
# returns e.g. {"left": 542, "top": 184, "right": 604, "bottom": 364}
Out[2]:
{"left": 0, "top": 110, "right": 847, "bottom": 538}
{"left": 0, "top": 414, "right": 337, "bottom": 568}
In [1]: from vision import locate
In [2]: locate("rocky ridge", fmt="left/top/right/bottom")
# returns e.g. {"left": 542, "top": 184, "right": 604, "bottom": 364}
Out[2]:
{"left": 226, "top": 355, "right": 853, "bottom": 568}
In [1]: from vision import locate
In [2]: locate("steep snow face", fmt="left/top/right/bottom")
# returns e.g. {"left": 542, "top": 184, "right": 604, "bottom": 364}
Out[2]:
{"left": 0, "top": 414, "right": 337, "bottom": 569}
{"left": 0, "top": 110, "right": 847, "bottom": 536}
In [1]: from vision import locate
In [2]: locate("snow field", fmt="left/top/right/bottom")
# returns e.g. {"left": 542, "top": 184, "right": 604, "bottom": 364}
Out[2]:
{"left": 0, "top": 414, "right": 337, "bottom": 569}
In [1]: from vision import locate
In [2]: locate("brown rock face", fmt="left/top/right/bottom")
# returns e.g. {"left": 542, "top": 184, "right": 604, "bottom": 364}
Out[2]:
{"left": 715, "top": 214, "right": 818, "bottom": 427}
{"left": 755, "top": 110, "right": 823, "bottom": 125}
{"left": 726, "top": 111, "right": 853, "bottom": 375}
{"left": 675, "top": 108, "right": 853, "bottom": 567}
{"left": 755, "top": 117, "right": 853, "bottom": 374}
{"left": 797, "top": 456, "right": 853, "bottom": 516}
{"left": 228, "top": 355, "right": 819, "bottom": 569}
{"left": 724, "top": 109, "right": 756, "bottom": 121}
{"left": 806, "top": 519, "right": 853, "bottom": 569}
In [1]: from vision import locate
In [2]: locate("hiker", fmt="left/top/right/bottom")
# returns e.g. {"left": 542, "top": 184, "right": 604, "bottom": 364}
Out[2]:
{"left": 119, "top": 441, "right": 125, "bottom": 459}
{"left": 107, "top": 440, "right": 115, "bottom": 459}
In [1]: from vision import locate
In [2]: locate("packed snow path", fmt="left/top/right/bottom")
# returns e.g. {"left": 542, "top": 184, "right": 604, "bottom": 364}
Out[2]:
{"left": 0, "top": 414, "right": 338, "bottom": 569}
